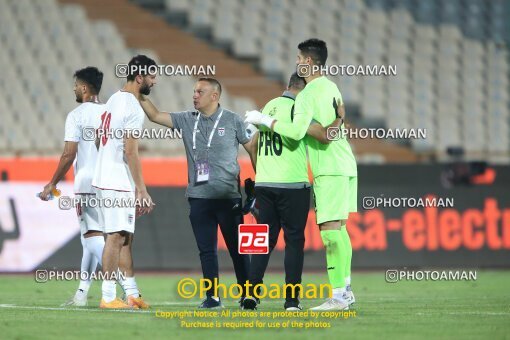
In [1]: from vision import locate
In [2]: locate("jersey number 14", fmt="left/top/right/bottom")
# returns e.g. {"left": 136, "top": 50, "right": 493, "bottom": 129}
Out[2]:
{"left": 98, "top": 111, "right": 112, "bottom": 146}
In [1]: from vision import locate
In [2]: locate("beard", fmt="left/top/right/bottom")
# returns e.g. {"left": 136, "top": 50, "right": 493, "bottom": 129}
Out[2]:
{"left": 140, "top": 83, "right": 151, "bottom": 95}
{"left": 75, "top": 93, "right": 83, "bottom": 103}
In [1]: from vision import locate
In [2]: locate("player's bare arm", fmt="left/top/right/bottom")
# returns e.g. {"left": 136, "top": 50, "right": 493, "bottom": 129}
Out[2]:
{"left": 39, "top": 141, "right": 78, "bottom": 201}
{"left": 243, "top": 131, "right": 259, "bottom": 170}
{"left": 124, "top": 136, "right": 154, "bottom": 216}
{"left": 306, "top": 101, "right": 345, "bottom": 144}
{"left": 306, "top": 116, "right": 343, "bottom": 144}
{"left": 139, "top": 95, "right": 174, "bottom": 128}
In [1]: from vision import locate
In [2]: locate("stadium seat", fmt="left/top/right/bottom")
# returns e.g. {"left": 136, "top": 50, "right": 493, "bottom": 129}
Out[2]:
{"left": 140, "top": 0, "right": 510, "bottom": 158}
{"left": 1, "top": 0, "right": 508, "bottom": 160}
{"left": 0, "top": 0, "right": 257, "bottom": 155}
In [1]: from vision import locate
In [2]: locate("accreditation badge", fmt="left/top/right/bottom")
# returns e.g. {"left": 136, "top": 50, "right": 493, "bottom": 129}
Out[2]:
{"left": 194, "top": 151, "right": 210, "bottom": 183}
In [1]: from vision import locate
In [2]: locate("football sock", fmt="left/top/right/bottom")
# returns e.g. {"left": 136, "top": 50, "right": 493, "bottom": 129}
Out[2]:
{"left": 102, "top": 280, "right": 117, "bottom": 303}
{"left": 77, "top": 236, "right": 96, "bottom": 295}
{"left": 332, "top": 287, "right": 347, "bottom": 301}
{"left": 77, "top": 281, "right": 92, "bottom": 296}
{"left": 84, "top": 235, "right": 105, "bottom": 266}
{"left": 340, "top": 226, "right": 353, "bottom": 287}
{"left": 119, "top": 276, "right": 140, "bottom": 298}
{"left": 320, "top": 230, "right": 346, "bottom": 291}
{"left": 345, "top": 277, "right": 352, "bottom": 290}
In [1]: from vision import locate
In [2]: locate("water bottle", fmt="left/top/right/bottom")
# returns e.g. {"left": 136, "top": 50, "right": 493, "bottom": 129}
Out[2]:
{"left": 36, "top": 188, "right": 61, "bottom": 200}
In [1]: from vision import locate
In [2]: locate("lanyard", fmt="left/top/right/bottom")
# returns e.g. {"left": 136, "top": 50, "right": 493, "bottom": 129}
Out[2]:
{"left": 192, "top": 109, "right": 223, "bottom": 150}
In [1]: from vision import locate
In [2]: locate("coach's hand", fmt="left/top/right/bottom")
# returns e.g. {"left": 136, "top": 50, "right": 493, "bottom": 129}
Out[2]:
{"left": 135, "top": 188, "right": 155, "bottom": 217}
{"left": 245, "top": 110, "right": 274, "bottom": 129}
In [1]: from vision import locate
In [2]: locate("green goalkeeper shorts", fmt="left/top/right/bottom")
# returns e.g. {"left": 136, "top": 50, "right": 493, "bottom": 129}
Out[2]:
{"left": 313, "top": 175, "right": 358, "bottom": 224}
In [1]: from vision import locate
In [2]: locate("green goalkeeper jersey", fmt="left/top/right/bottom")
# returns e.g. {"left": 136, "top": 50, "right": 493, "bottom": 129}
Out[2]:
{"left": 273, "top": 76, "right": 357, "bottom": 177}
{"left": 255, "top": 92, "right": 310, "bottom": 187}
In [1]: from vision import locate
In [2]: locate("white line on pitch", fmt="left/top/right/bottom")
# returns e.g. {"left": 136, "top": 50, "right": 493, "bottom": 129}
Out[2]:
{"left": 0, "top": 304, "right": 160, "bottom": 313}
{"left": 415, "top": 311, "right": 510, "bottom": 316}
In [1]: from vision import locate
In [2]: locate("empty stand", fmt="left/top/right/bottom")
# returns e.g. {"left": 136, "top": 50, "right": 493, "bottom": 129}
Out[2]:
{"left": 163, "top": 0, "right": 510, "bottom": 162}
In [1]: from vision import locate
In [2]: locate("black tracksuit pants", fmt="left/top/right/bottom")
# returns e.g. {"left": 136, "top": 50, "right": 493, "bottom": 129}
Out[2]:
{"left": 189, "top": 198, "right": 250, "bottom": 297}
{"left": 248, "top": 186, "right": 310, "bottom": 300}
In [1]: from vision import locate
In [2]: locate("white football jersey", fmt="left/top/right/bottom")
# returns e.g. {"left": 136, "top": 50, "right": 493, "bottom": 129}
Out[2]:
{"left": 92, "top": 91, "right": 145, "bottom": 192}
{"left": 64, "top": 101, "right": 105, "bottom": 194}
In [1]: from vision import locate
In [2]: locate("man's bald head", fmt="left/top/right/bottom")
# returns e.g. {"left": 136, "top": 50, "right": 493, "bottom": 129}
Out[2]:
{"left": 193, "top": 78, "right": 223, "bottom": 114}
{"left": 198, "top": 77, "right": 222, "bottom": 97}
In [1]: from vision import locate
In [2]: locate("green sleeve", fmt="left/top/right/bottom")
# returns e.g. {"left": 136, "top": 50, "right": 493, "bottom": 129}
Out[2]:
{"left": 272, "top": 94, "right": 313, "bottom": 141}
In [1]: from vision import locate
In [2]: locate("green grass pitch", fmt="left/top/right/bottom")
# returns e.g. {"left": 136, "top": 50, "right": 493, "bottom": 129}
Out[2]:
{"left": 0, "top": 271, "right": 509, "bottom": 339}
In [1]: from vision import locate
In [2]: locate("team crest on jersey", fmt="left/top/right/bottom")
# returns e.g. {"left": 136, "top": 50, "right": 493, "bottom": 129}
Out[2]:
{"left": 218, "top": 127, "right": 225, "bottom": 136}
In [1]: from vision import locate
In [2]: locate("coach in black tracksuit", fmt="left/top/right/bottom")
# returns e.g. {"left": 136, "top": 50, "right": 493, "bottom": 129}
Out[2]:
{"left": 242, "top": 74, "right": 310, "bottom": 311}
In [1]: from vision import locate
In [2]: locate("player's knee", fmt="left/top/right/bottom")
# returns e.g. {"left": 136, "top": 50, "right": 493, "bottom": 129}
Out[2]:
{"left": 320, "top": 232, "right": 339, "bottom": 251}
{"left": 284, "top": 238, "right": 305, "bottom": 249}
{"left": 83, "top": 230, "right": 103, "bottom": 238}
{"left": 320, "top": 221, "right": 342, "bottom": 230}
{"left": 323, "top": 239, "right": 338, "bottom": 251}
{"left": 106, "top": 232, "right": 126, "bottom": 247}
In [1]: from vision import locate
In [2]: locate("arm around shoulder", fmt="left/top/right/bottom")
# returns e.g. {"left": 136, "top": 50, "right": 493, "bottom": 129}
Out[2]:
{"left": 139, "top": 95, "right": 174, "bottom": 128}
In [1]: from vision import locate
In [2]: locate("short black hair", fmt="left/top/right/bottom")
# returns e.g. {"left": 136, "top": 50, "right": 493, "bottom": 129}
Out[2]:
{"left": 288, "top": 72, "right": 306, "bottom": 90}
{"left": 198, "top": 77, "right": 222, "bottom": 95}
{"left": 126, "top": 54, "right": 157, "bottom": 81}
{"left": 297, "top": 38, "right": 328, "bottom": 66}
{"left": 74, "top": 66, "right": 103, "bottom": 94}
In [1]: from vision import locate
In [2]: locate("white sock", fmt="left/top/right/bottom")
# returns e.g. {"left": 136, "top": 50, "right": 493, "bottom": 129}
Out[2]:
{"left": 102, "top": 280, "right": 117, "bottom": 303}
{"left": 76, "top": 282, "right": 90, "bottom": 296}
{"left": 119, "top": 276, "right": 140, "bottom": 298}
{"left": 345, "top": 276, "right": 351, "bottom": 287}
{"left": 84, "top": 235, "right": 105, "bottom": 266}
{"left": 77, "top": 236, "right": 96, "bottom": 295}
{"left": 77, "top": 281, "right": 92, "bottom": 295}
{"left": 332, "top": 287, "right": 346, "bottom": 301}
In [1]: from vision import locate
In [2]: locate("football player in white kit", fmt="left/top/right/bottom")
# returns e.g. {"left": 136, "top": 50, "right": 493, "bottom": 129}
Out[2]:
{"left": 39, "top": 67, "right": 105, "bottom": 307}
{"left": 92, "top": 55, "right": 155, "bottom": 309}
